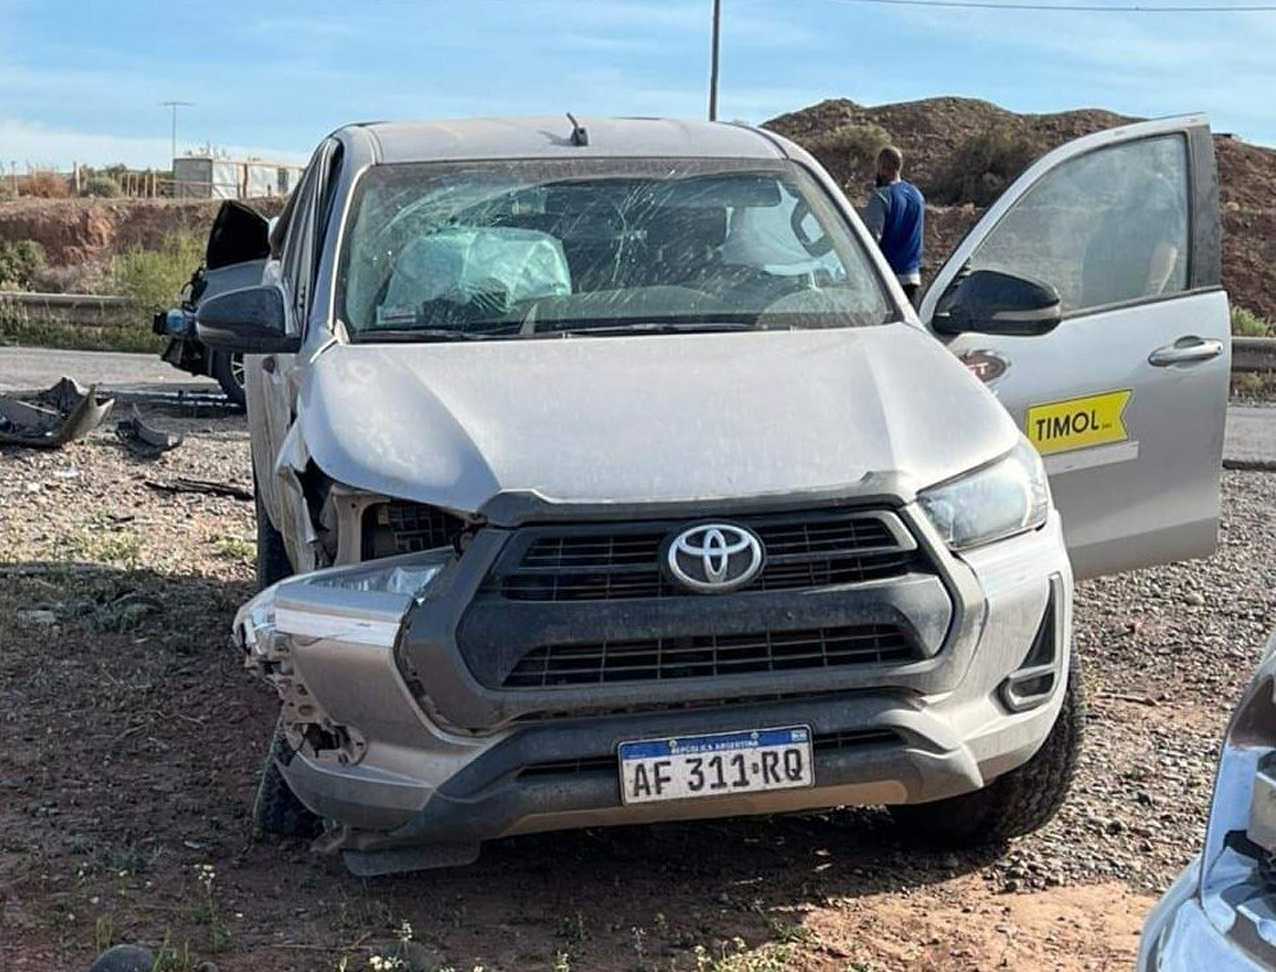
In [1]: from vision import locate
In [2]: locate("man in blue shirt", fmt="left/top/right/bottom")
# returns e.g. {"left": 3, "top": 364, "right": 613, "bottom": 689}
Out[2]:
{"left": 863, "top": 146, "right": 925, "bottom": 306}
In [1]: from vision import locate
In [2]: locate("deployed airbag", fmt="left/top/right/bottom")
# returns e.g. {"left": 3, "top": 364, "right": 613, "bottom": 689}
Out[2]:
{"left": 382, "top": 226, "right": 571, "bottom": 319}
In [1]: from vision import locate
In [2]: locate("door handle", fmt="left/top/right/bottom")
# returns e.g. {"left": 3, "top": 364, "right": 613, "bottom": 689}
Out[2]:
{"left": 1148, "top": 337, "right": 1224, "bottom": 367}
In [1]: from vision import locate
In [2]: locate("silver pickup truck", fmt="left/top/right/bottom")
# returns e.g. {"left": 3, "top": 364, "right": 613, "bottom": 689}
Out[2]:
{"left": 196, "top": 114, "right": 1230, "bottom": 876}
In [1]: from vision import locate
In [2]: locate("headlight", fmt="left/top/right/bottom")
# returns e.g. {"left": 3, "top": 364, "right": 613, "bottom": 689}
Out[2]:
{"left": 236, "top": 549, "right": 453, "bottom": 653}
{"left": 1196, "top": 636, "right": 1276, "bottom": 930}
{"left": 307, "top": 558, "right": 446, "bottom": 600}
{"left": 918, "top": 440, "right": 1050, "bottom": 550}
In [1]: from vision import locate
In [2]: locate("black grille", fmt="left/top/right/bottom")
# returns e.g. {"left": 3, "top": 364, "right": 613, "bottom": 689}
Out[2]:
{"left": 515, "top": 728, "right": 901, "bottom": 779}
{"left": 503, "top": 623, "right": 915, "bottom": 689}
{"left": 362, "top": 501, "right": 464, "bottom": 559}
{"left": 495, "top": 510, "right": 920, "bottom": 602}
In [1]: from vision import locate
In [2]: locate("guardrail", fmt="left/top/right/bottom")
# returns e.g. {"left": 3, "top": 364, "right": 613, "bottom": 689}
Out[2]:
{"left": 1234, "top": 337, "right": 1276, "bottom": 373}
{"left": 0, "top": 290, "right": 137, "bottom": 329}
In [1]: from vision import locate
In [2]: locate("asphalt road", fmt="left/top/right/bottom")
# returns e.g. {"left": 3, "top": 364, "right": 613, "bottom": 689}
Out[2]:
{"left": 0, "top": 346, "right": 215, "bottom": 397}
{"left": 1, "top": 345, "right": 1272, "bottom": 463}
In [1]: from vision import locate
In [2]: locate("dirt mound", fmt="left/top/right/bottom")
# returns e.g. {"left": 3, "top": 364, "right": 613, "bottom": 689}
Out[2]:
{"left": 0, "top": 196, "right": 284, "bottom": 271}
{"left": 767, "top": 96, "right": 1276, "bottom": 319}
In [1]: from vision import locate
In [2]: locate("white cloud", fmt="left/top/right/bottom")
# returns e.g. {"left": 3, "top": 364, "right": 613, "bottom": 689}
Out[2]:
{"left": 0, "top": 118, "right": 307, "bottom": 169}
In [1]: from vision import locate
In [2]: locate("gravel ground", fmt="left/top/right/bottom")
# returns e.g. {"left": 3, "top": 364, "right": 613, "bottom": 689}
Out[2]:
{"left": 1, "top": 404, "right": 1273, "bottom": 971}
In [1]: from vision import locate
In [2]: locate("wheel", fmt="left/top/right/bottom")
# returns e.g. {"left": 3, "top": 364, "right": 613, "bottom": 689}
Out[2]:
{"left": 209, "top": 349, "right": 247, "bottom": 409}
{"left": 253, "top": 717, "right": 322, "bottom": 839}
{"left": 255, "top": 481, "right": 293, "bottom": 591}
{"left": 889, "top": 650, "right": 1086, "bottom": 845}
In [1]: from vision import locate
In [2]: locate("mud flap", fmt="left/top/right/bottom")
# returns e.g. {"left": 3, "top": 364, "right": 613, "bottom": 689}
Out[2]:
{"left": 341, "top": 843, "right": 480, "bottom": 877}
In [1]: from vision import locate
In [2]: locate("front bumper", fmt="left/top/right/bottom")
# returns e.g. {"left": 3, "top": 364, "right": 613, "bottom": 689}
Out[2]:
{"left": 1139, "top": 858, "right": 1276, "bottom": 971}
{"left": 240, "top": 500, "right": 1073, "bottom": 873}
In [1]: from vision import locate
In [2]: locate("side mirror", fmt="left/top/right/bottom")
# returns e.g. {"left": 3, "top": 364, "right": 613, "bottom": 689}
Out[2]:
{"left": 933, "top": 269, "right": 1062, "bottom": 337}
{"left": 195, "top": 285, "right": 300, "bottom": 354}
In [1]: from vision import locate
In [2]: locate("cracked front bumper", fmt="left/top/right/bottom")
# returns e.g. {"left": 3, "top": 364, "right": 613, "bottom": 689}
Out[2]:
{"left": 237, "top": 502, "right": 1072, "bottom": 872}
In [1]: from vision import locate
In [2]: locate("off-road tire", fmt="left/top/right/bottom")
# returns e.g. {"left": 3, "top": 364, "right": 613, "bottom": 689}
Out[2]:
{"left": 209, "top": 350, "right": 247, "bottom": 409}
{"left": 888, "top": 649, "right": 1086, "bottom": 845}
{"left": 253, "top": 719, "right": 323, "bottom": 839}
{"left": 254, "top": 484, "right": 292, "bottom": 591}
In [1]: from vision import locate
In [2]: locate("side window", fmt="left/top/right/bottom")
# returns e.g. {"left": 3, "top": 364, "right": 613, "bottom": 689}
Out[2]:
{"left": 310, "top": 145, "right": 344, "bottom": 301}
{"left": 281, "top": 161, "right": 319, "bottom": 318}
{"left": 966, "top": 134, "right": 1190, "bottom": 315}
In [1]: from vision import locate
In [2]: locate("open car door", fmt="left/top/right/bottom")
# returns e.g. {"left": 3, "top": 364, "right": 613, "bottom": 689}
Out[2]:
{"left": 919, "top": 115, "right": 1230, "bottom": 579}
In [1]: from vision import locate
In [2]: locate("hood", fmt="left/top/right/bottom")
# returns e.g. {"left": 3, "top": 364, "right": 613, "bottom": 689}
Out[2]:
{"left": 297, "top": 324, "right": 1018, "bottom": 513}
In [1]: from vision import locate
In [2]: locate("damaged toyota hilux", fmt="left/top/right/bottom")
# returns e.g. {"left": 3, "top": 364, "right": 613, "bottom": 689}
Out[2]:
{"left": 198, "top": 115, "right": 1231, "bottom": 876}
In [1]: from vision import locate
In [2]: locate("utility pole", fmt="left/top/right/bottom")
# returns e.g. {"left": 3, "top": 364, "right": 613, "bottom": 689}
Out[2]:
{"left": 708, "top": 0, "right": 722, "bottom": 121}
{"left": 160, "top": 101, "right": 194, "bottom": 164}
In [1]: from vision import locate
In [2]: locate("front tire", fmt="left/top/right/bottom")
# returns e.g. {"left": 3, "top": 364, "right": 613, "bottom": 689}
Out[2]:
{"left": 253, "top": 718, "right": 322, "bottom": 839}
{"left": 209, "top": 350, "right": 247, "bottom": 409}
{"left": 255, "top": 482, "right": 293, "bottom": 591}
{"left": 889, "top": 650, "right": 1085, "bottom": 845}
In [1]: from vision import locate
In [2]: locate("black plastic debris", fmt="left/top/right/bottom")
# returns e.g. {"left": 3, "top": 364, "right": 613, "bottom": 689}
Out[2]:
{"left": 0, "top": 377, "right": 115, "bottom": 449}
{"left": 144, "top": 476, "right": 254, "bottom": 501}
{"left": 115, "top": 404, "right": 184, "bottom": 458}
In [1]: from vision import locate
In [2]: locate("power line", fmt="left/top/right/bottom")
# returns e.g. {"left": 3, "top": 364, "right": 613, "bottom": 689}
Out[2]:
{"left": 819, "top": 0, "right": 1276, "bottom": 11}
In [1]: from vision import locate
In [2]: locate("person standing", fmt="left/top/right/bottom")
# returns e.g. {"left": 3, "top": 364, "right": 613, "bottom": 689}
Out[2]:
{"left": 863, "top": 146, "right": 925, "bottom": 305}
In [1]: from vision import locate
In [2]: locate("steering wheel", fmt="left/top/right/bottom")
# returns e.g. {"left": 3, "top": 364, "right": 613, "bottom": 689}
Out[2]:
{"left": 790, "top": 199, "right": 835, "bottom": 258}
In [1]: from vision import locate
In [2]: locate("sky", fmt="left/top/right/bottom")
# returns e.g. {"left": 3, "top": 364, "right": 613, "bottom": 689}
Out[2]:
{"left": 3, "top": 0, "right": 1276, "bottom": 169}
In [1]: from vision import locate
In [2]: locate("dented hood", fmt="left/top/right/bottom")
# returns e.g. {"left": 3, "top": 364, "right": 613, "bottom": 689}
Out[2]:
{"left": 297, "top": 324, "right": 1019, "bottom": 513}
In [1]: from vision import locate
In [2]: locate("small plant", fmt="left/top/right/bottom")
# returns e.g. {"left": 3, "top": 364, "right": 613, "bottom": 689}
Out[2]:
{"left": 0, "top": 239, "right": 47, "bottom": 290}
{"left": 110, "top": 233, "right": 203, "bottom": 315}
{"left": 151, "top": 930, "right": 195, "bottom": 972}
{"left": 81, "top": 175, "right": 123, "bottom": 198}
{"left": 93, "top": 913, "right": 116, "bottom": 952}
{"left": 191, "top": 863, "right": 231, "bottom": 953}
{"left": 214, "top": 535, "right": 255, "bottom": 564}
{"left": 1232, "top": 305, "right": 1273, "bottom": 337}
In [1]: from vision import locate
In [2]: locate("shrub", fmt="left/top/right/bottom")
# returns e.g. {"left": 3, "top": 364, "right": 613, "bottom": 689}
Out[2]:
{"left": 81, "top": 175, "right": 122, "bottom": 199}
{"left": 110, "top": 233, "right": 204, "bottom": 314}
{"left": 1232, "top": 305, "right": 1273, "bottom": 337}
{"left": 22, "top": 171, "right": 71, "bottom": 198}
{"left": 933, "top": 126, "right": 1044, "bottom": 206}
{"left": 0, "top": 239, "right": 48, "bottom": 290}
{"left": 801, "top": 122, "right": 893, "bottom": 185}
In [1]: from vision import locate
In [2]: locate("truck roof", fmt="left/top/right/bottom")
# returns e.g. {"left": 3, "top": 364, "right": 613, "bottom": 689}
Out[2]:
{"left": 354, "top": 116, "right": 789, "bottom": 164}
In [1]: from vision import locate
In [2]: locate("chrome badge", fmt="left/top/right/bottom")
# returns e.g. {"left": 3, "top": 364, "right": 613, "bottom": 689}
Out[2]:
{"left": 666, "top": 523, "right": 764, "bottom": 593}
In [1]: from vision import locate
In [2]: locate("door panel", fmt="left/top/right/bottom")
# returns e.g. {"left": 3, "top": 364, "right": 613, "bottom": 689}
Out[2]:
{"left": 921, "top": 116, "right": 1229, "bottom": 579}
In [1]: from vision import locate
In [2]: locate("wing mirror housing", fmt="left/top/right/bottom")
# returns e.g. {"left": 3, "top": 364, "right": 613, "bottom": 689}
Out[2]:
{"left": 933, "top": 269, "right": 1062, "bottom": 337}
{"left": 195, "top": 285, "right": 301, "bottom": 354}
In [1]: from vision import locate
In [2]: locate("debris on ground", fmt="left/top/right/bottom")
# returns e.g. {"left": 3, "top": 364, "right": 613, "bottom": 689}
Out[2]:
{"left": 115, "top": 404, "right": 184, "bottom": 458}
{"left": 0, "top": 377, "right": 114, "bottom": 449}
{"left": 144, "top": 476, "right": 253, "bottom": 501}
{"left": 15, "top": 608, "right": 58, "bottom": 626}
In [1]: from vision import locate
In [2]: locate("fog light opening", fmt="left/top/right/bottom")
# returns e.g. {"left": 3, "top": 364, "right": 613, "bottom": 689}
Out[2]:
{"left": 998, "top": 590, "right": 1060, "bottom": 713}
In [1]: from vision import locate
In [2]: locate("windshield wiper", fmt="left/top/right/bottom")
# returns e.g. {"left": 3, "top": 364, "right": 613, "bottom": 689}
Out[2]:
{"left": 540, "top": 320, "right": 760, "bottom": 337}
{"left": 354, "top": 328, "right": 514, "bottom": 343}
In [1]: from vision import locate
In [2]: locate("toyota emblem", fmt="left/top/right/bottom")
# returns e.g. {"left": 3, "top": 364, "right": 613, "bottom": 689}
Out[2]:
{"left": 666, "top": 523, "right": 765, "bottom": 593}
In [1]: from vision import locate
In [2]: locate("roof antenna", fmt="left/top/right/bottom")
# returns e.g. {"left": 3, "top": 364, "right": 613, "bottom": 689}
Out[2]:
{"left": 566, "top": 112, "right": 589, "bottom": 147}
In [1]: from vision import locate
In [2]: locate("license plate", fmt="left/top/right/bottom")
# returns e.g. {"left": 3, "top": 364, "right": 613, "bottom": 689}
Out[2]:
{"left": 617, "top": 726, "right": 814, "bottom": 805}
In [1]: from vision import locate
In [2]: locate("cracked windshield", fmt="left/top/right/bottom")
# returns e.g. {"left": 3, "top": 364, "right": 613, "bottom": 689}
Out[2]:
{"left": 337, "top": 158, "right": 891, "bottom": 340}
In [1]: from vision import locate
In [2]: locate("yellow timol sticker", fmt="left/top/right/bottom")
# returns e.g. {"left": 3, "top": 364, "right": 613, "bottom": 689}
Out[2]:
{"left": 1026, "top": 390, "right": 1132, "bottom": 456}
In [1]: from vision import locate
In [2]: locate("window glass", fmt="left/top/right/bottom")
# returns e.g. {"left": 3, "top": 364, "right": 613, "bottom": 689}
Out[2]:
{"left": 968, "top": 134, "right": 1189, "bottom": 314}
{"left": 281, "top": 161, "right": 318, "bottom": 311}
{"left": 336, "top": 158, "right": 892, "bottom": 341}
